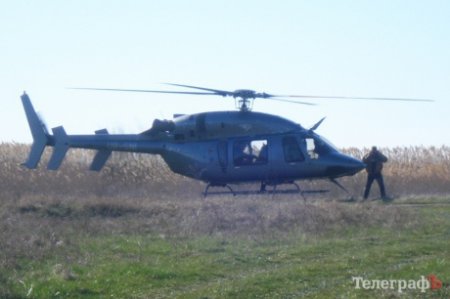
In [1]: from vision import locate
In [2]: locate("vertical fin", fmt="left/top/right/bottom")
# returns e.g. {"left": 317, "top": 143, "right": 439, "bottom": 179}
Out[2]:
{"left": 21, "top": 92, "right": 50, "bottom": 168}
{"left": 48, "top": 126, "right": 69, "bottom": 170}
{"left": 90, "top": 129, "right": 112, "bottom": 171}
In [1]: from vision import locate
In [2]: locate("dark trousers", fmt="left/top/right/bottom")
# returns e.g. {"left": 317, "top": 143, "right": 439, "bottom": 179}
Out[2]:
{"left": 364, "top": 173, "right": 386, "bottom": 199}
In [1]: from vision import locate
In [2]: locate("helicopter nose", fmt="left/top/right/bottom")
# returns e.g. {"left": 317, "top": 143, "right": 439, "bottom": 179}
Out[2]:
{"left": 326, "top": 154, "right": 366, "bottom": 177}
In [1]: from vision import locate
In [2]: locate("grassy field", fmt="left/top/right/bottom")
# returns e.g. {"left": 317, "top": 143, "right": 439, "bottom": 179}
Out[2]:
{"left": 1, "top": 144, "right": 449, "bottom": 298}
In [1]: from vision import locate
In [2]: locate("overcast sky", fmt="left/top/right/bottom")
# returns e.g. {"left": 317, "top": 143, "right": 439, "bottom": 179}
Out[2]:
{"left": 1, "top": 1, "right": 449, "bottom": 148}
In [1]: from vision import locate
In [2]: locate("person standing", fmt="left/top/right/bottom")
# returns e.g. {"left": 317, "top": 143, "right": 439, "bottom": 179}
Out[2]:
{"left": 363, "top": 146, "right": 388, "bottom": 200}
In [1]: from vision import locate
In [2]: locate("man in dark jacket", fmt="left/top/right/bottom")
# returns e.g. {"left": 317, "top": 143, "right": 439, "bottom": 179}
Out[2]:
{"left": 363, "top": 146, "right": 388, "bottom": 200}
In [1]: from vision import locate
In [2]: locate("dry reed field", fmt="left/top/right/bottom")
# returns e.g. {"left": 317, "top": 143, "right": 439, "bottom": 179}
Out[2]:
{"left": 1, "top": 143, "right": 448, "bottom": 264}
{"left": 1, "top": 143, "right": 449, "bottom": 199}
{"left": 1, "top": 143, "right": 449, "bottom": 298}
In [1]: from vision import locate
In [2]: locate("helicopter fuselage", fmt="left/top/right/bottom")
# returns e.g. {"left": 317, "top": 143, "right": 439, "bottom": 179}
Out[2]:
{"left": 159, "top": 132, "right": 364, "bottom": 185}
{"left": 21, "top": 93, "right": 365, "bottom": 188}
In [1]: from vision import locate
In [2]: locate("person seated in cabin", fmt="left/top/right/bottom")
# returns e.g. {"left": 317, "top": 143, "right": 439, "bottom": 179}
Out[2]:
{"left": 233, "top": 141, "right": 256, "bottom": 166}
{"left": 256, "top": 143, "right": 268, "bottom": 164}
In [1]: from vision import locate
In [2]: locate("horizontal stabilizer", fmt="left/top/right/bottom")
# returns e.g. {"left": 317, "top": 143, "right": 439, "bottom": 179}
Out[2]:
{"left": 90, "top": 150, "right": 112, "bottom": 171}
{"left": 21, "top": 92, "right": 50, "bottom": 169}
{"left": 90, "top": 129, "right": 112, "bottom": 171}
{"left": 48, "top": 126, "right": 69, "bottom": 170}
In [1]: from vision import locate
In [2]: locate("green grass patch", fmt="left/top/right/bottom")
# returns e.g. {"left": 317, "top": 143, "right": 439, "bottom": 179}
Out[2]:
{"left": 1, "top": 199, "right": 449, "bottom": 298}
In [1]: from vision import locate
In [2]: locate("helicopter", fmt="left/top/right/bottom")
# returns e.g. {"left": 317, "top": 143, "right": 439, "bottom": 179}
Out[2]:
{"left": 21, "top": 84, "right": 432, "bottom": 196}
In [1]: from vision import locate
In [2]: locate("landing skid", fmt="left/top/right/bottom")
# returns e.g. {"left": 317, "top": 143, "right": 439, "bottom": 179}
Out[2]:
{"left": 203, "top": 179, "right": 355, "bottom": 200}
{"left": 263, "top": 182, "right": 306, "bottom": 201}
{"left": 329, "top": 178, "right": 355, "bottom": 201}
{"left": 203, "top": 181, "right": 329, "bottom": 198}
{"left": 204, "top": 190, "right": 302, "bottom": 196}
{"left": 203, "top": 183, "right": 236, "bottom": 197}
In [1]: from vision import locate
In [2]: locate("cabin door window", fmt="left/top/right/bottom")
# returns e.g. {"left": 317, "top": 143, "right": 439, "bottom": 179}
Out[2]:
{"left": 282, "top": 136, "right": 305, "bottom": 163}
{"left": 233, "top": 139, "right": 268, "bottom": 166}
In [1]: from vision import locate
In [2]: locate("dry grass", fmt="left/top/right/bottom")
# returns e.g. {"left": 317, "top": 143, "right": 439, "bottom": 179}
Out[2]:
{"left": 1, "top": 143, "right": 449, "bottom": 199}
{"left": 0, "top": 143, "right": 202, "bottom": 200}
{"left": 1, "top": 193, "right": 419, "bottom": 271}
{"left": 0, "top": 143, "right": 448, "bottom": 265}
{"left": 343, "top": 146, "right": 450, "bottom": 197}
{"left": 1, "top": 143, "right": 449, "bottom": 298}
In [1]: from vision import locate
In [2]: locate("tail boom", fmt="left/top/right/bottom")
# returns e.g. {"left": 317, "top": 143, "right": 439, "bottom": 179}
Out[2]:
{"left": 21, "top": 93, "right": 165, "bottom": 171}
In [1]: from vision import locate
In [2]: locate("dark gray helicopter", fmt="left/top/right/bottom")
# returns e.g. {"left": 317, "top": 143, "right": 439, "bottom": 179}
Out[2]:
{"left": 21, "top": 84, "right": 432, "bottom": 196}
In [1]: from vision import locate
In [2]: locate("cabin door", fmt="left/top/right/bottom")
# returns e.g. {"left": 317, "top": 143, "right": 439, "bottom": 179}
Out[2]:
{"left": 217, "top": 140, "right": 228, "bottom": 173}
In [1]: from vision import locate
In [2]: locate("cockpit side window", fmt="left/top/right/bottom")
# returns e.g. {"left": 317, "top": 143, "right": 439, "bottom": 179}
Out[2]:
{"left": 314, "top": 138, "right": 333, "bottom": 155}
{"left": 282, "top": 136, "right": 305, "bottom": 163}
{"left": 305, "top": 136, "right": 335, "bottom": 159}
{"left": 305, "top": 138, "right": 318, "bottom": 159}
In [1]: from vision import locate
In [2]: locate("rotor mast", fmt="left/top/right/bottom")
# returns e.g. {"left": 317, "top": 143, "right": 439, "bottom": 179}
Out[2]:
{"left": 238, "top": 98, "right": 252, "bottom": 111}
{"left": 232, "top": 89, "right": 258, "bottom": 111}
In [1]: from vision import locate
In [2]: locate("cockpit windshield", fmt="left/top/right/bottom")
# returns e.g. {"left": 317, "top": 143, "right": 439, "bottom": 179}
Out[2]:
{"left": 304, "top": 134, "right": 338, "bottom": 159}
{"left": 315, "top": 135, "right": 338, "bottom": 153}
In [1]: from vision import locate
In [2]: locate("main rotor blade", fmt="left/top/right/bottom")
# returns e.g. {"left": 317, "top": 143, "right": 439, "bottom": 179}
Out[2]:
{"left": 163, "top": 83, "right": 233, "bottom": 96}
{"left": 264, "top": 97, "right": 316, "bottom": 106}
{"left": 286, "top": 95, "right": 433, "bottom": 102}
{"left": 69, "top": 85, "right": 433, "bottom": 104}
{"left": 68, "top": 87, "right": 217, "bottom": 96}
